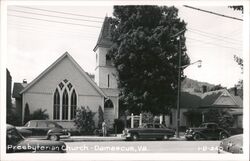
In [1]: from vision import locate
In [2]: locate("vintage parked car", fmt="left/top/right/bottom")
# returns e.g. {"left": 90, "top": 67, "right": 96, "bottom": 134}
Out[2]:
{"left": 185, "top": 122, "right": 230, "bottom": 141}
{"left": 6, "top": 124, "right": 66, "bottom": 153}
{"left": 218, "top": 134, "right": 243, "bottom": 154}
{"left": 122, "top": 123, "right": 175, "bottom": 141}
{"left": 16, "top": 120, "right": 70, "bottom": 141}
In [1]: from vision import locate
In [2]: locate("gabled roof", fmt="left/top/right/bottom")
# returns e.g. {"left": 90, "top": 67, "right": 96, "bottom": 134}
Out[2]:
{"left": 93, "top": 17, "right": 112, "bottom": 52}
{"left": 20, "top": 52, "right": 106, "bottom": 97}
{"left": 180, "top": 91, "right": 202, "bottom": 109}
{"left": 200, "top": 89, "right": 224, "bottom": 107}
{"left": 181, "top": 88, "right": 243, "bottom": 109}
{"left": 12, "top": 83, "right": 25, "bottom": 98}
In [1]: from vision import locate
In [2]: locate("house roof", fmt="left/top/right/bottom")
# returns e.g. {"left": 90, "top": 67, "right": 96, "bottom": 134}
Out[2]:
{"left": 20, "top": 52, "right": 107, "bottom": 97}
{"left": 181, "top": 88, "right": 243, "bottom": 109}
{"left": 12, "top": 83, "right": 25, "bottom": 98}
{"left": 93, "top": 17, "right": 112, "bottom": 52}
{"left": 180, "top": 91, "right": 202, "bottom": 109}
{"left": 200, "top": 89, "right": 224, "bottom": 107}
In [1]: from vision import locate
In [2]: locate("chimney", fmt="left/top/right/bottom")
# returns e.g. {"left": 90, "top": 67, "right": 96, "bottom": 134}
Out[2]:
{"left": 234, "top": 86, "right": 238, "bottom": 96}
{"left": 202, "top": 85, "right": 207, "bottom": 93}
{"left": 22, "top": 79, "right": 28, "bottom": 87}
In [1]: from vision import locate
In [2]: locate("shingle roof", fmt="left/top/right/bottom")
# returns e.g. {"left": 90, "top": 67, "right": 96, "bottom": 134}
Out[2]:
{"left": 12, "top": 83, "right": 25, "bottom": 98}
{"left": 93, "top": 17, "right": 112, "bottom": 51}
{"left": 200, "top": 89, "right": 224, "bottom": 107}
{"left": 180, "top": 88, "right": 243, "bottom": 109}
{"left": 180, "top": 92, "right": 202, "bottom": 109}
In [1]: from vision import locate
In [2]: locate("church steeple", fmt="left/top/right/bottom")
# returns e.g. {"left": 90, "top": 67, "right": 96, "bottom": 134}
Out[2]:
{"left": 93, "top": 17, "right": 112, "bottom": 52}
{"left": 94, "top": 16, "right": 117, "bottom": 89}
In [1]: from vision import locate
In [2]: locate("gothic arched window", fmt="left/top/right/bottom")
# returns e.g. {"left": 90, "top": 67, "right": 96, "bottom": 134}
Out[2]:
{"left": 53, "top": 79, "right": 77, "bottom": 121}
{"left": 53, "top": 89, "right": 60, "bottom": 120}
{"left": 71, "top": 89, "right": 77, "bottom": 120}
{"left": 62, "top": 89, "right": 69, "bottom": 120}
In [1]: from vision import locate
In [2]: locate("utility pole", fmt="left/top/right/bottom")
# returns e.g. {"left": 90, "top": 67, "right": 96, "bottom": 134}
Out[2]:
{"left": 176, "top": 35, "right": 182, "bottom": 138}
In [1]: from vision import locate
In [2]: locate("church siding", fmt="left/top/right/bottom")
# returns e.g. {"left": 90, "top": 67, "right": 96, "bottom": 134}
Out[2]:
{"left": 26, "top": 57, "right": 101, "bottom": 96}
{"left": 22, "top": 55, "right": 105, "bottom": 125}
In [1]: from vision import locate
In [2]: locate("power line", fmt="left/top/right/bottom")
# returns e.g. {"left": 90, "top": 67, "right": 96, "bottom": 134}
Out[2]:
{"left": 9, "top": 9, "right": 103, "bottom": 24}
{"left": 8, "top": 22, "right": 99, "bottom": 39}
{"left": 15, "top": 6, "right": 104, "bottom": 20}
{"left": 186, "top": 37, "right": 242, "bottom": 50}
{"left": 8, "top": 14, "right": 101, "bottom": 28}
{"left": 183, "top": 5, "right": 243, "bottom": 21}
{"left": 188, "top": 30, "right": 242, "bottom": 45}
{"left": 187, "top": 27, "right": 242, "bottom": 42}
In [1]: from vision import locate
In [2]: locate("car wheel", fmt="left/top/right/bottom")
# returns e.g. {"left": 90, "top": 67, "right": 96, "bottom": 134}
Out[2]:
{"left": 193, "top": 133, "right": 201, "bottom": 141}
{"left": 131, "top": 133, "right": 139, "bottom": 141}
{"left": 219, "top": 133, "right": 228, "bottom": 140}
{"left": 162, "top": 135, "right": 169, "bottom": 140}
{"left": 49, "top": 134, "right": 59, "bottom": 141}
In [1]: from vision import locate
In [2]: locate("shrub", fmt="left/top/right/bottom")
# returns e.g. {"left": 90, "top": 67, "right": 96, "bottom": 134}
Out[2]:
{"left": 24, "top": 103, "right": 30, "bottom": 124}
{"left": 74, "top": 106, "right": 96, "bottom": 135}
{"left": 204, "top": 109, "right": 234, "bottom": 129}
{"left": 29, "top": 108, "right": 49, "bottom": 121}
{"left": 113, "top": 119, "right": 125, "bottom": 133}
{"left": 141, "top": 111, "right": 154, "bottom": 124}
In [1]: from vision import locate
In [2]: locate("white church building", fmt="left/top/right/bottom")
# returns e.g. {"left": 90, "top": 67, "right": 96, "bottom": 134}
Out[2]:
{"left": 13, "top": 17, "right": 119, "bottom": 128}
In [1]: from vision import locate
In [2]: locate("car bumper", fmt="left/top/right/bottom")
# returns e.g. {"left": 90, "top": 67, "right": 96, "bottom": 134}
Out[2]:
{"left": 60, "top": 132, "right": 71, "bottom": 139}
{"left": 122, "top": 133, "right": 132, "bottom": 140}
{"left": 218, "top": 147, "right": 231, "bottom": 154}
{"left": 185, "top": 134, "right": 194, "bottom": 139}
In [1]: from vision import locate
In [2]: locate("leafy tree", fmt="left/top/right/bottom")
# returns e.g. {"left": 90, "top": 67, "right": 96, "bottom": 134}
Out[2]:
{"left": 108, "top": 6, "right": 190, "bottom": 115}
{"left": 210, "top": 84, "right": 225, "bottom": 91}
{"left": 74, "top": 106, "right": 96, "bottom": 135}
{"left": 23, "top": 103, "right": 30, "bottom": 124}
{"left": 7, "top": 109, "right": 22, "bottom": 126}
{"left": 141, "top": 111, "right": 154, "bottom": 124}
{"left": 29, "top": 108, "right": 49, "bottom": 120}
{"left": 229, "top": 6, "right": 243, "bottom": 13}
{"left": 233, "top": 55, "right": 243, "bottom": 73}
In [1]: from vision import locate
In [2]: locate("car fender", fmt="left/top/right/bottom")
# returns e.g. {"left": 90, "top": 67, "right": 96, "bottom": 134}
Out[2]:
{"left": 47, "top": 129, "right": 63, "bottom": 136}
{"left": 17, "top": 128, "right": 32, "bottom": 136}
{"left": 193, "top": 131, "right": 207, "bottom": 139}
{"left": 219, "top": 130, "right": 230, "bottom": 137}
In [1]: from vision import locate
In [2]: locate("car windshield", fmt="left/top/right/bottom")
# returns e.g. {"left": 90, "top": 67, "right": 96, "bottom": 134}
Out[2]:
{"left": 7, "top": 128, "right": 24, "bottom": 145}
{"left": 199, "top": 124, "right": 206, "bottom": 128}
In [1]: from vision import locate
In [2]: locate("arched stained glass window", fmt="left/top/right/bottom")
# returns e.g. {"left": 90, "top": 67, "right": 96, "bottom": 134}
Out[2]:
{"left": 53, "top": 89, "right": 60, "bottom": 120}
{"left": 71, "top": 89, "right": 77, "bottom": 120}
{"left": 62, "top": 89, "right": 69, "bottom": 120}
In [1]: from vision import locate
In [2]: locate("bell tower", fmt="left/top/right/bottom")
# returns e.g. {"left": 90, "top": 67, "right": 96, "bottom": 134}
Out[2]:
{"left": 93, "top": 17, "right": 117, "bottom": 89}
{"left": 93, "top": 17, "right": 119, "bottom": 124}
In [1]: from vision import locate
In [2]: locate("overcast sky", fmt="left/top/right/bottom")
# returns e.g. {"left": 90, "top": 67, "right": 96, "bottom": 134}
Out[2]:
{"left": 7, "top": 5, "right": 244, "bottom": 88}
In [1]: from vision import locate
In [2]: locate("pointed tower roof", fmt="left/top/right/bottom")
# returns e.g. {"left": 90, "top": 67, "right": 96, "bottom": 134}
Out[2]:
{"left": 93, "top": 17, "right": 112, "bottom": 52}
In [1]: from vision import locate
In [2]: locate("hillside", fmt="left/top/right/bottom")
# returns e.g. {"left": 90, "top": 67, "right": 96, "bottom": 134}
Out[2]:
{"left": 181, "top": 78, "right": 216, "bottom": 93}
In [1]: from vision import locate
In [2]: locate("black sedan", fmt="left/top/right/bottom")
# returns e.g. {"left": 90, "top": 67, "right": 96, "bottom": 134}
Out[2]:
{"left": 218, "top": 134, "right": 243, "bottom": 154}
{"left": 7, "top": 124, "right": 66, "bottom": 153}
{"left": 122, "top": 123, "right": 175, "bottom": 141}
{"left": 185, "top": 123, "right": 230, "bottom": 141}
{"left": 16, "top": 120, "right": 70, "bottom": 141}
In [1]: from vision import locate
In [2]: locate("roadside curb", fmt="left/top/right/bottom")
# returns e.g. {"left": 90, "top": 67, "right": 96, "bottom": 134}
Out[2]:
{"left": 62, "top": 135, "right": 125, "bottom": 142}
{"left": 62, "top": 135, "right": 186, "bottom": 142}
